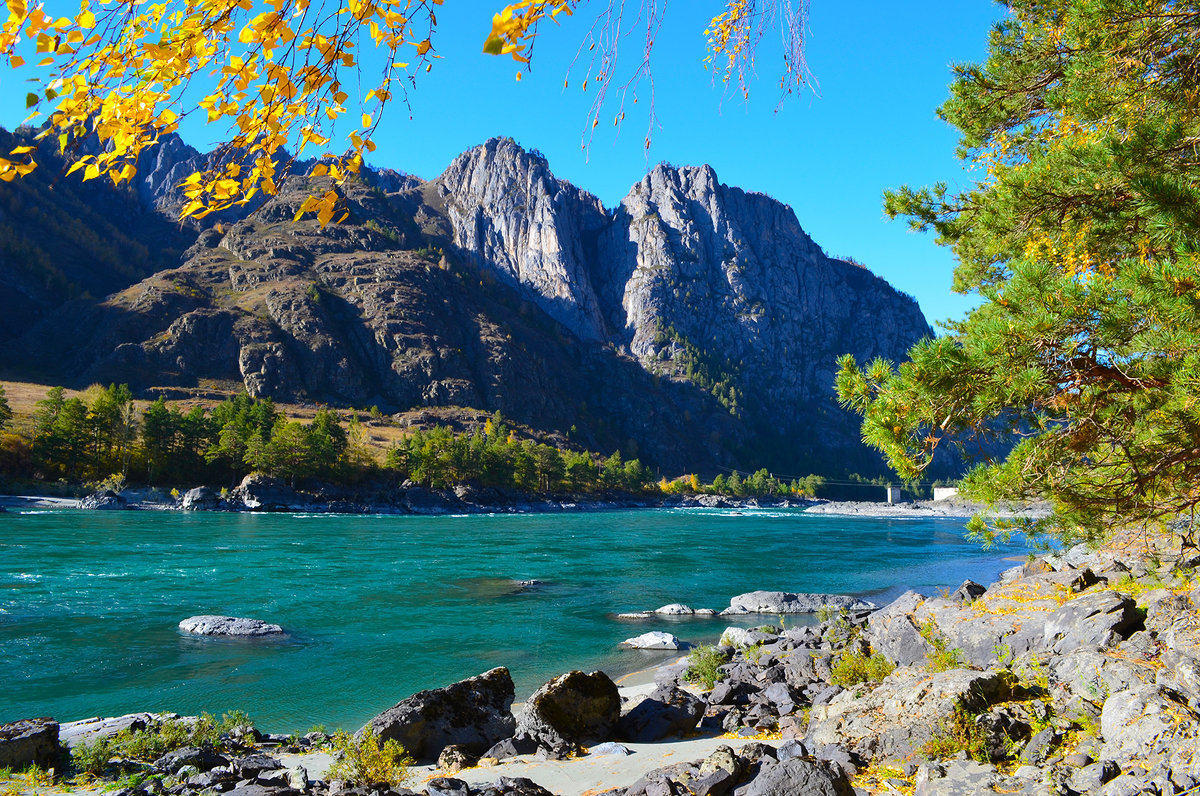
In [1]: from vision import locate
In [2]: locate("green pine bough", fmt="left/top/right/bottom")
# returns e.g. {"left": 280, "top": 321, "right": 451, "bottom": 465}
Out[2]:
{"left": 836, "top": 0, "right": 1200, "bottom": 547}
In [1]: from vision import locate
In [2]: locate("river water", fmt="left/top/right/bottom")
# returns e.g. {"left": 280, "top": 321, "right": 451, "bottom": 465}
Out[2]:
{"left": 0, "top": 506, "right": 1023, "bottom": 732}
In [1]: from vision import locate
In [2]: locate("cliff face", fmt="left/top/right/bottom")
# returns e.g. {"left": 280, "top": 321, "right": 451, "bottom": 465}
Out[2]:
{"left": 599, "top": 164, "right": 932, "bottom": 465}
{"left": 4, "top": 135, "right": 932, "bottom": 476}
{"left": 434, "top": 138, "right": 610, "bottom": 341}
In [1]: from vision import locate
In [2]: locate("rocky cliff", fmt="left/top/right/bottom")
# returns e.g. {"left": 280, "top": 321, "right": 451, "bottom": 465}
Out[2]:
{"left": 2, "top": 134, "right": 933, "bottom": 477}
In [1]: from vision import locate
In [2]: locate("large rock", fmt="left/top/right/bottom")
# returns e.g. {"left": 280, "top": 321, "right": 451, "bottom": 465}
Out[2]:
{"left": 1041, "top": 590, "right": 1140, "bottom": 653}
{"left": 805, "top": 668, "right": 1018, "bottom": 760}
{"left": 741, "top": 758, "right": 854, "bottom": 796}
{"left": 78, "top": 490, "right": 127, "bottom": 510}
{"left": 231, "top": 474, "right": 304, "bottom": 511}
{"left": 1099, "top": 685, "right": 1200, "bottom": 767}
{"left": 615, "top": 685, "right": 705, "bottom": 742}
{"left": 721, "top": 591, "right": 875, "bottom": 615}
{"left": 181, "top": 486, "right": 223, "bottom": 511}
{"left": 515, "top": 670, "right": 621, "bottom": 747}
{"left": 0, "top": 718, "right": 60, "bottom": 770}
{"left": 360, "top": 667, "right": 517, "bottom": 761}
{"left": 154, "top": 746, "right": 229, "bottom": 774}
{"left": 621, "top": 631, "right": 681, "bottom": 650}
{"left": 865, "top": 591, "right": 933, "bottom": 667}
{"left": 59, "top": 713, "right": 163, "bottom": 747}
{"left": 179, "top": 615, "right": 285, "bottom": 636}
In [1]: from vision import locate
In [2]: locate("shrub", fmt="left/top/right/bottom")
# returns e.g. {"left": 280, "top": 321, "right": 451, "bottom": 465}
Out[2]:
{"left": 683, "top": 644, "right": 728, "bottom": 691}
{"left": 920, "top": 621, "right": 966, "bottom": 672}
{"left": 72, "top": 737, "right": 114, "bottom": 776}
{"left": 327, "top": 730, "right": 412, "bottom": 787}
{"left": 922, "top": 702, "right": 989, "bottom": 762}
{"left": 830, "top": 651, "right": 894, "bottom": 686}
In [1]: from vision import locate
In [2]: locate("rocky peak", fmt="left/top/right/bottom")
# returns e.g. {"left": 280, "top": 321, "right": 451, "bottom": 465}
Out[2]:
{"left": 434, "top": 137, "right": 611, "bottom": 341}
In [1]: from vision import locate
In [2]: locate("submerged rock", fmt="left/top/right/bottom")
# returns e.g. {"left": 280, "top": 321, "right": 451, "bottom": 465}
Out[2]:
{"left": 178, "top": 615, "right": 285, "bottom": 636}
{"left": 360, "top": 666, "right": 517, "bottom": 761}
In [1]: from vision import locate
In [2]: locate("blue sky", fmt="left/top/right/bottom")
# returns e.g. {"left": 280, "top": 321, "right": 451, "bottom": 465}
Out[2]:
{"left": 0, "top": 1, "right": 1004, "bottom": 327}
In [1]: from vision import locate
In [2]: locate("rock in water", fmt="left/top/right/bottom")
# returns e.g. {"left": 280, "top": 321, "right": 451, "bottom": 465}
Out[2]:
{"left": 722, "top": 591, "right": 876, "bottom": 615}
{"left": 178, "top": 615, "right": 285, "bottom": 636}
{"left": 0, "top": 718, "right": 60, "bottom": 770}
{"left": 621, "top": 631, "right": 682, "bottom": 650}
{"left": 359, "top": 667, "right": 517, "bottom": 761}
{"left": 516, "top": 670, "right": 621, "bottom": 747}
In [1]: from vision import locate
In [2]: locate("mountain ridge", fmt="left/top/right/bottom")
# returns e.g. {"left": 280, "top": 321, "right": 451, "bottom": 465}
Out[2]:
{"left": 0, "top": 131, "right": 933, "bottom": 477}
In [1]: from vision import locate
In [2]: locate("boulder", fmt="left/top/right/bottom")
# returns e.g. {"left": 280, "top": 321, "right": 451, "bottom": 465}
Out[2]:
{"left": 515, "top": 670, "right": 621, "bottom": 747}
{"left": 806, "top": 668, "right": 1018, "bottom": 760}
{"left": 181, "top": 486, "right": 223, "bottom": 511}
{"left": 721, "top": 591, "right": 876, "bottom": 615}
{"left": 913, "top": 759, "right": 1000, "bottom": 796}
{"left": 865, "top": 591, "right": 933, "bottom": 667}
{"left": 179, "top": 615, "right": 285, "bottom": 636}
{"left": 78, "top": 490, "right": 127, "bottom": 510}
{"left": 946, "top": 580, "right": 987, "bottom": 604}
{"left": 231, "top": 474, "right": 304, "bottom": 511}
{"left": 616, "top": 686, "right": 705, "bottom": 742}
{"left": 359, "top": 667, "right": 517, "bottom": 761}
{"left": 1042, "top": 590, "right": 1140, "bottom": 653}
{"left": 232, "top": 754, "right": 284, "bottom": 779}
{"left": 436, "top": 744, "right": 477, "bottom": 775}
{"left": 622, "top": 632, "right": 682, "bottom": 650}
{"left": 1099, "top": 685, "right": 1200, "bottom": 766}
{"left": 153, "top": 746, "right": 229, "bottom": 774}
{"left": 655, "top": 604, "right": 694, "bottom": 615}
{"left": 588, "top": 742, "right": 632, "bottom": 757}
{"left": 59, "top": 713, "right": 162, "bottom": 748}
{"left": 0, "top": 718, "right": 60, "bottom": 770}
{"left": 741, "top": 758, "right": 854, "bottom": 796}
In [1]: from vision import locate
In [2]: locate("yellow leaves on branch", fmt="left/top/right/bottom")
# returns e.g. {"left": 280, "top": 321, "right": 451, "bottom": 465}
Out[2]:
{"left": 483, "top": 0, "right": 576, "bottom": 64}
{"left": 1, "top": 0, "right": 444, "bottom": 216}
{"left": 1, "top": 0, "right": 811, "bottom": 217}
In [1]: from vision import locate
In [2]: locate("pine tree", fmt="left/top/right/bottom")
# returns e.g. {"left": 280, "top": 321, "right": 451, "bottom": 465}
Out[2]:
{"left": 838, "top": 0, "right": 1200, "bottom": 544}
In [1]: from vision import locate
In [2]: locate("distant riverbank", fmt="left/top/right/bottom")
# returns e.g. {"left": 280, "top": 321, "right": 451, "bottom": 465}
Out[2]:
{"left": 0, "top": 483, "right": 1046, "bottom": 520}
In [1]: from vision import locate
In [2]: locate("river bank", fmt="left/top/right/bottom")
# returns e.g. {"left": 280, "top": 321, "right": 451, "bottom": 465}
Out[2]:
{"left": 0, "top": 479, "right": 1046, "bottom": 520}
{"left": 3, "top": 533, "right": 1197, "bottom": 796}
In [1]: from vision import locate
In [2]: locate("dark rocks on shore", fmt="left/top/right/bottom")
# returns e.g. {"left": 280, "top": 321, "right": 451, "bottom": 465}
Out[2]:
{"left": 0, "top": 718, "right": 60, "bottom": 770}
{"left": 615, "top": 685, "right": 705, "bottom": 743}
{"left": 78, "top": 490, "right": 128, "bottom": 510}
{"left": 360, "top": 667, "right": 517, "bottom": 761}
{"left": 181, "top": 486, "right": 226, "bottom": 511}
{"left": 178, "top": 615, "right": 286, "bottom": 636}
{"left": 515, "top": 670, "right": 621, "bottom": 751}
{"left": 232, "top": 474, "right": 307, "bottom": 512}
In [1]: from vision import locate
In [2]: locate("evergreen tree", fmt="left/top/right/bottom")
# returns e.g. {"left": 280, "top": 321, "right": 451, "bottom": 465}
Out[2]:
{"left": 838, "top": 0, "right": 1200, "bottom": 543}
{"left": 0, "top": 384, "right": 12, "bottom": 431}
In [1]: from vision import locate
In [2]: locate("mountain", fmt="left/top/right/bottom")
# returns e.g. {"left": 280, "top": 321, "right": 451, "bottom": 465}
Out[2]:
{"left": 0, "top": 134, "right": 932, "bottom": 476}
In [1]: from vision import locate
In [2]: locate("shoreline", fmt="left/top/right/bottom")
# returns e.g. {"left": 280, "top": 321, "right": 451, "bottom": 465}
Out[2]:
{"left": 4, "top": 538, "right": 1196, "bottom": 796}
{"left": 0, "top": 489, "right": 1049, "bottom": 521}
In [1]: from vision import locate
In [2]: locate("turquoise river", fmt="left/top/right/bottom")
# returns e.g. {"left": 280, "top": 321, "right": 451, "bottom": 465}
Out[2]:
{"left": 0, "top": 507, "right": 1025, "bottom": 732}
